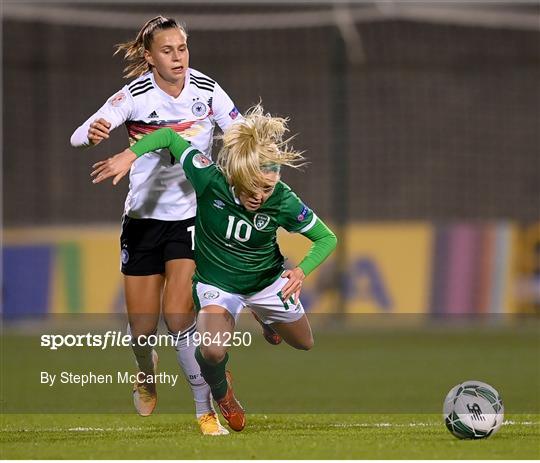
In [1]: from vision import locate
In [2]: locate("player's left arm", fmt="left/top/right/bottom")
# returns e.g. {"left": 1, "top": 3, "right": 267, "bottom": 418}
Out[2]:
{"left": 298, "top": 218, "right": 338, "bottom": 276}
{"left": 278, "top": 187, "right": 337, "bottom": 302}
{"left": 281, "top": 218, "right": 337, "bottom": 303}
{"left": 211, "top": 82, "right": 243, "bottom": 131}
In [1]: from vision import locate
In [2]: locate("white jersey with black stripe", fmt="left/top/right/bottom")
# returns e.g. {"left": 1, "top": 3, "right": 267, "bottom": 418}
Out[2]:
{"left": 70, "top": 68, "right": 242, "bottom": 220}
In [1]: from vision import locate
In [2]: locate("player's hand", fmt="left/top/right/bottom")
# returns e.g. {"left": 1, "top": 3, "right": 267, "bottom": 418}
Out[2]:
{"left": 87, "top": 118, "right": 111, "bottom": 145}
{"left": 91, "top": 149, "right": 137, "bottom": 185}
{"left": 281, "top": 267, "right": 305, "bottom": 305}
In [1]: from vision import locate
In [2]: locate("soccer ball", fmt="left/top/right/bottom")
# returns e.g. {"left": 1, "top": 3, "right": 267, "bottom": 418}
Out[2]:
{"left": 443, "top": 380, "right": 504, "bottom": 439}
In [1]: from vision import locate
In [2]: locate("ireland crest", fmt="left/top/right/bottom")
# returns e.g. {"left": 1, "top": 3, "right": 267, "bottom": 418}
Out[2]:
{"left": 254, "top": 213, "right": 270, "bottom": 230}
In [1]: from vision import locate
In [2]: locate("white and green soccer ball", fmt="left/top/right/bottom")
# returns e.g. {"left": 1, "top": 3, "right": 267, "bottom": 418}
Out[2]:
{"left": 443, "top": 380, "right": 504, "bottom": 439}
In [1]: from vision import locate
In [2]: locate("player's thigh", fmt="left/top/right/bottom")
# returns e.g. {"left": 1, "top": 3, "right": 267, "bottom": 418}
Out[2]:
{"left": 124, "top": 274, "right": 163, "bottom": 337}
{"left": 248, "top": 277, "right": 312, "bottom": 350}
{"left": 197, "top": 305, "right": 236, "bottom": 364}
{"left": 271, "top": 314, "right": 314, "bottom": 351}
{"left": 120, "top": 216, "right": 167, "bottom": 336}
{"left": 194, "top": 282, "right": 244, "bottom": 364}
{"left": 162, "top": 258, "right": 196, "bottom": 332}
{"left": 161, "top": 217, "right": 196, "bottom": 328}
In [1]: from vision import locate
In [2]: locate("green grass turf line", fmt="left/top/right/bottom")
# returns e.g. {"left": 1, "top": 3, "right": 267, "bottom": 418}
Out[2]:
{"left": 1, "top": 414, "right": 538, "bottom": 459}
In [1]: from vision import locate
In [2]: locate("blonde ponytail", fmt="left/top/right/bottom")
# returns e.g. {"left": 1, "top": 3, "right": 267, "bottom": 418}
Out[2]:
{"left": 217, "top": 104, "right": 305, "bottom": 195}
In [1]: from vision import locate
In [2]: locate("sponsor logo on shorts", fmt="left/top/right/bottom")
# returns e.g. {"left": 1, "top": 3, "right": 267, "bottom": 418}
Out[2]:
{"left": 203, "top": 290, "right": 220, "bottom": 300}
{"left": 109, "top": 92, "right": 126, "bottom": 107}
{"left": 254, "top": 213, "right": 270, "bottom": 230}
{"left": 192, "top": 153, "right": 212, "bottom": 169}
{"left": 121, "top": 248, "right": 129, "bottom": 264}
{"left": 192, "top": 102, "right": 208, "bottom": 117}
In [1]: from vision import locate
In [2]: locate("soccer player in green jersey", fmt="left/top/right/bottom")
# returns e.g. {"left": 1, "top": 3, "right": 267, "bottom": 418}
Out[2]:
{"left": 92, "top": 105, "right": 337, "bottom": 432}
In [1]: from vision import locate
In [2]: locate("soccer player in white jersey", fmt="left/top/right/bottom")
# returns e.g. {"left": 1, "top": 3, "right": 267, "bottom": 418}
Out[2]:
{"left": 70, "top": 16, "right": 241, "bottom": 436}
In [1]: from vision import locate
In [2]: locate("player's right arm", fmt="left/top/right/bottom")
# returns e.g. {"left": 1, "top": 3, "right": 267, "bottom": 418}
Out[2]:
{"left": 70, "top": 89, "right": 133, "bottom": 147}
{"left": 91, "top": 128, "right": 215, "bottom": 193}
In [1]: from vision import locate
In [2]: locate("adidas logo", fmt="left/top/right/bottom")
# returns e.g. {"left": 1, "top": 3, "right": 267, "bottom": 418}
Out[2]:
{"left": 148, "top": 111, "right": 159, "bottom": 119}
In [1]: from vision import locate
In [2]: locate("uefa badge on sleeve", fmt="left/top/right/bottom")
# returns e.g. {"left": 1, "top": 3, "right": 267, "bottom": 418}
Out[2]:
{"left": 229, "top": 106, "right": 239, "bottom": 120}
{"left": 297, "top": 204, "right": 310, "bottom": 222}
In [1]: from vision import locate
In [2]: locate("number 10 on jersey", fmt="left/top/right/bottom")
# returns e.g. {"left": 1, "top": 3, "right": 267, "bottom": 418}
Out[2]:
{"left": 225, "top": 215, "right": 252, "bottom": 242}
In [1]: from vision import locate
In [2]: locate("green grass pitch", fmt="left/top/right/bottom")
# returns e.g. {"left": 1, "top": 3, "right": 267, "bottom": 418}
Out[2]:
{"left": 1, "top": 413, "right": 538, "bottom": 459}
{"left": 1, "top": 320, "right": 539, "bottom": 458}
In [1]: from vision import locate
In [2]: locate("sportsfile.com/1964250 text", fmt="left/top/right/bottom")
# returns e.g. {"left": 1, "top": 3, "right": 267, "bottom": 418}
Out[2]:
{"left": 40, "top": 330, "right": 252, "bottom": 350}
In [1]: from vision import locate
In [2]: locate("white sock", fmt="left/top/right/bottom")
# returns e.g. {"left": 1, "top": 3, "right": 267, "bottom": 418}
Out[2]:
{"left": 127, "top": 323, "right": 156, "bottom": 376}
{"left": 170, "top": 323, "right": 215, "bottom": 418}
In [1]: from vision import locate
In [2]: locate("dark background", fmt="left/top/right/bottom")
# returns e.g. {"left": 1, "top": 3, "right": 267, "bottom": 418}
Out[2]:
{"left": 3, "top": 2, "right": 540, "bottom": 225}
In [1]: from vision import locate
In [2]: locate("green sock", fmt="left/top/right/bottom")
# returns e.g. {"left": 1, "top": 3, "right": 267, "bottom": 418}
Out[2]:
{"left": 195, "top": 347, "right": 229, "bottom": 401}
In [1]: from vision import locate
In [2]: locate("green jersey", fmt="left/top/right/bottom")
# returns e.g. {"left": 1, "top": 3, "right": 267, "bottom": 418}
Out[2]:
{"left": 132, "top": 128, "right": 318, "bottom": 295}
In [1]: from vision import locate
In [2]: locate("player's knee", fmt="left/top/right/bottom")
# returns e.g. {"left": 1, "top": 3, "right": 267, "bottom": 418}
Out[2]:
{"left": 296, "top": 335, "right": 314, "bottom": 351}
{"left": 129, "top": 322, "right": 158, "bottom": 340}
{"left": 164, "top": 312, "right": 196, "bottom": 334}
{"left": 200, "top": 345, "right": 226, "bottom": 365}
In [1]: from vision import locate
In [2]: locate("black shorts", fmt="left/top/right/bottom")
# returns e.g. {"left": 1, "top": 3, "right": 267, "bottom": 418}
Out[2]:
{"left": 120, "top": 216, "right": 195, "bottom": 276}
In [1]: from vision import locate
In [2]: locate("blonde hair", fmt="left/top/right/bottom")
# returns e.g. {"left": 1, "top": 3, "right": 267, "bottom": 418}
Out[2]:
{"left": 114, "top": 16, "right": 187, "bottom": 79}
{"left": 217, "top": 104, "right": 305, "bottom": 196}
